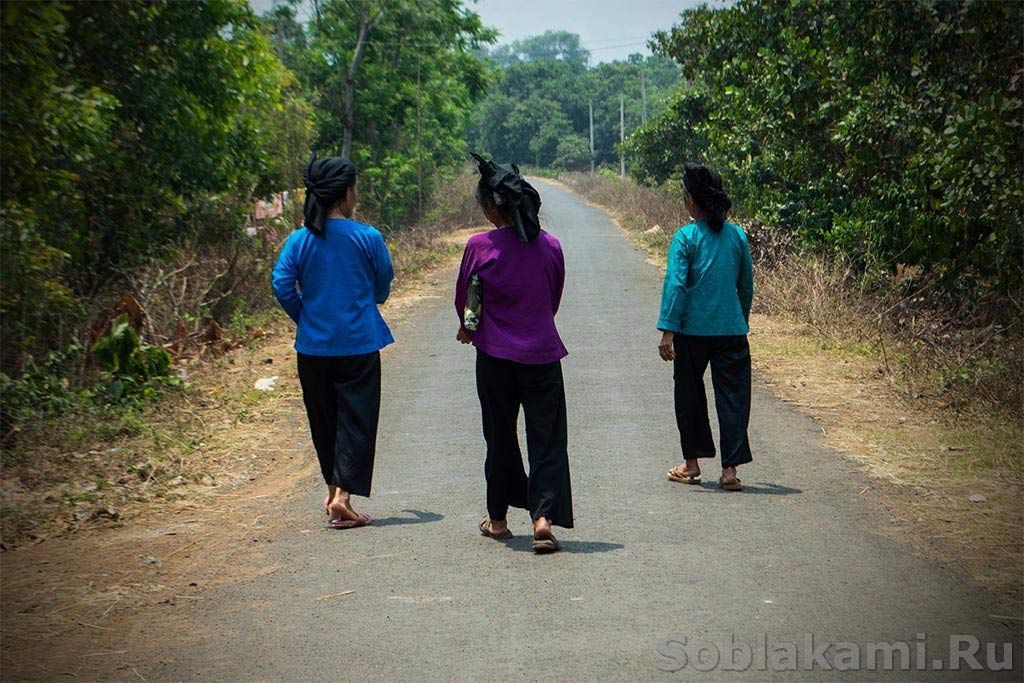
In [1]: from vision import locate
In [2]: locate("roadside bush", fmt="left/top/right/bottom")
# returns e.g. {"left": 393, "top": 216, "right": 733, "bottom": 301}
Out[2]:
{"left": 91, "top": 314, "right": 178, "bottom": 404}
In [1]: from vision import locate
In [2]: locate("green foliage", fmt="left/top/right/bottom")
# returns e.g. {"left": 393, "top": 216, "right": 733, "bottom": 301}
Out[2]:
{"left": 286, "top": 0, "right": 495, "bottom": 229}
{"left": 0, "top": 205, "right": 84, "bottom": 375}
{"left": 0, "top": 344, "right": 82, "bottom": 442}
{"left": 554, "top": 135, "right": 592, "bottom": 171}
{"left": 1, "top": 0, "right": 310, "bottom": 380}
{"left": 488, "top": 30, "right": 590, "bottom": 70}
{"left": 629, "top": 0, "right": 1024, "bottom": 292}
{"left": 470, "top": 36, "right": 681, "bottom": 169}
{"left": 91, "top": 314, "right": 178, "bottom": 404}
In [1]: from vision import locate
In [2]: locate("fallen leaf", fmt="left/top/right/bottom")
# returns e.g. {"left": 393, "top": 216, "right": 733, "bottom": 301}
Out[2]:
{"left": 315, "top": 590, "right": 355, "bottom": 602}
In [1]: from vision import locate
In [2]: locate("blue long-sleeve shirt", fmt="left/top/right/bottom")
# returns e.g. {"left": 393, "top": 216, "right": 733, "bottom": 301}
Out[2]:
{"left": 272, "top": 218, "right": 394, "bottom": 356}
{"left": 657, "top": 221, "right": 753, "bottom": 336}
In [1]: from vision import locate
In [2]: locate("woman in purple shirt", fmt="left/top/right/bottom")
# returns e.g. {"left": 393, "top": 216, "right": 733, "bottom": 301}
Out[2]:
{"left": 455, "top": 154, "right": 574, "bottom": 553}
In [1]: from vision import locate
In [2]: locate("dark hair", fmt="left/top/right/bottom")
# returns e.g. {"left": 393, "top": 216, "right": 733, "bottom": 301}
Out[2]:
{"left": 470, "top": 153, "right": 542, "bottom": 243}
{"left": 683, "top": 162, "right": 731, "bottom": 232}
{"left": 475, "top": 183, "right": 513, "bottom": 224}
{"left": 302, "top": 154, "right": 357, "bottom": 238}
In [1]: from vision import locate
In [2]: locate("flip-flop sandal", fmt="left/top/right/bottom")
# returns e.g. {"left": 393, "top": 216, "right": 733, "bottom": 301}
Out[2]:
{"left": 532, "top": 529, "right": 560, "bottom": 554}
{"left": 718, "top": 476, "right": 742, "bottom": 491}
{"left": 479, "top": 514, "right": 512, "bottom": 540}
{"left": 667, "top": 466, "right": 701, "bottom": 484}
{"left": 329, "top": 513, "right": 372, "bottom": 529}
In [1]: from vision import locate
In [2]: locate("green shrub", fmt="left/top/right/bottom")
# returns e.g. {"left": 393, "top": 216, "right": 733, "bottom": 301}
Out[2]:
{"left": 91, "top": 314, "right": 178, "bottom": 404}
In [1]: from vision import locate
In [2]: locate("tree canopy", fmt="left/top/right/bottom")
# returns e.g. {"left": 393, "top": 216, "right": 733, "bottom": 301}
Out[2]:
{"left": 628, "top": 0, "right": 1023, "bottom": 292}
{"left": 1, "top": 0, "right": 310, "bottom": 374}
{"left": 470, "top": 32, "right": 681, "bottom": 169}
{"left": 1, "top": 0, "right": 498, "bottom": 377}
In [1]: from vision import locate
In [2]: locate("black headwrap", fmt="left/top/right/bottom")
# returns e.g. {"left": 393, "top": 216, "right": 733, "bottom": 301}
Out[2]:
{"left": 303, "top": 153, "right": 357, "bottom": 238}
{"left": 683, "top": 161, "right": 732, "bottom": 231}
{"left": 471, "top": 153, "right": 542, "bottom": 243}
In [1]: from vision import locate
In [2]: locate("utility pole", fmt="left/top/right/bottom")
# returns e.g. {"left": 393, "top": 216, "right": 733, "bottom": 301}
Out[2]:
{"left": 416, "top": 53, "right": 423, "bottom": 216}
{"left": 589, "top": 98, "right": 595, "bottom": 174}
{"left": 619, "top": 92, "right": 625, "bottom": 178}
{"left": 640, "top": 71, "right": 647, "bottom": 125}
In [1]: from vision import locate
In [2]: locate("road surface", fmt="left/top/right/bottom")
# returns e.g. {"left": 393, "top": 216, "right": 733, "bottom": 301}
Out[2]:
{"left": 152, "top": 179, "right": 1021, "bottom": 681}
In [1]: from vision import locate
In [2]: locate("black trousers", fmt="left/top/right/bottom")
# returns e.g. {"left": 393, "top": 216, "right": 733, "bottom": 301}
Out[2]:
{"left": 475, "top": 350, "right": 574, "bottom": 528}
{"left": 296, "top": 351, "right": 381, "bottom": 496}
{"left": 672, "top": 334, "right": 753, "bottom": 468}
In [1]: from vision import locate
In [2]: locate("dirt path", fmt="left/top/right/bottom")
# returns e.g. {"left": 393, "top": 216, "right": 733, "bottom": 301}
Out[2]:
{"left": 2, "top": 191, "right": 1020, "bottom": 681}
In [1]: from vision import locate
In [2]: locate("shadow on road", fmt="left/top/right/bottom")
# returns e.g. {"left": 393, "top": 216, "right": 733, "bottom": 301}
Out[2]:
{"left": 503, "top": 537, "right": 625, "bottom": 554}
{"left": 689, "top": 481, "right": 802, "bottom": 495}
{"left": 372, "top": 509, "right": 445, "bottom": 526}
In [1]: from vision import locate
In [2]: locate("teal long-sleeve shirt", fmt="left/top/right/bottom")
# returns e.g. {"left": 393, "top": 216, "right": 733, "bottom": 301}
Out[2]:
{"left": 657, "top": 221, "right": 753, "bottom": 336}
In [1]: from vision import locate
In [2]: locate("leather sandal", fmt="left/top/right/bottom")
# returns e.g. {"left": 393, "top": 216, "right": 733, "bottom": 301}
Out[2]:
{"left": 667, "top": 465, "right": 701, "bottom": 484}
{"left": 479, "top": 514, "right": 512, "bottom": 540}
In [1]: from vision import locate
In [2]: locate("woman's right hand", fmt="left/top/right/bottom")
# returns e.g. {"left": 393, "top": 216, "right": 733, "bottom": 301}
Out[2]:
{"left": 658, "top": 330, "right": 675, "bottom": 361}
{"left": 456, "top": 326, "right": 472, "bottom": 344}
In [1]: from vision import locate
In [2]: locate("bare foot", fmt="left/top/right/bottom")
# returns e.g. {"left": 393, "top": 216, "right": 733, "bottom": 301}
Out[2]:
{"left": 327, "top": 489, "right": 359, "bottom": 521}
{"left": 532, "top": 516, "right": 559, "bottom": 553}
{"left": 719, "top": 466, "right": 742, "bottom": 490}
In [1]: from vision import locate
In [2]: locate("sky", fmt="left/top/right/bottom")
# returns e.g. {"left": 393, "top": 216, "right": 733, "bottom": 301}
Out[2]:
{"left": 249, "top": 0, "right": 719, "bottom": 64}
{"left": 470, "top": 0, "right": 705, "bottom": 63}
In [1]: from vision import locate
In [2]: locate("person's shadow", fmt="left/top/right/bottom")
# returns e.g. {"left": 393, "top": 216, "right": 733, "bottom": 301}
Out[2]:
{"left": 372, "top": 509, "right": 444, "bottom": 526}
{"left": 690, "top": 481, "right": 802, "bottom": 495}
{"left": 504, "top": 536, "right": 624, "bottom": 554}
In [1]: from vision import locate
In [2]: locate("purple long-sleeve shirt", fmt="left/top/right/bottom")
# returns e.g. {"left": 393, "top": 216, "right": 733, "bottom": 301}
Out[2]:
{"left": 455, "top": 226, "right": 568, "bottom": 364}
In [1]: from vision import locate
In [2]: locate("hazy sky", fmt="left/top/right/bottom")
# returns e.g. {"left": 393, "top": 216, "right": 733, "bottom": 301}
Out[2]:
{"left": 471, "top": 0, "right": 705, "bottom": 63}
{"left": 250, "top": 1, "right": 718, "bottom": 64}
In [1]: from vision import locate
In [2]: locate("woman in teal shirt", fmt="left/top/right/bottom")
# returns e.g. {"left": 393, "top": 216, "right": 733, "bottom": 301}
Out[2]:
{"left": 657, "top": 162, "right": 753, "bottom": 491}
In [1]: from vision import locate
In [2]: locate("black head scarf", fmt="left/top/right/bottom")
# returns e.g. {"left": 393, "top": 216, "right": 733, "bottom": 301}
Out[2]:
{"left": 303, "top": 153, "right": 357, "bottom": 238}
{"left": 683, "top": 161, "right": 732, "bottom": 231}
{"left": 471, "top": 152, "right": 542, "bottom": 243}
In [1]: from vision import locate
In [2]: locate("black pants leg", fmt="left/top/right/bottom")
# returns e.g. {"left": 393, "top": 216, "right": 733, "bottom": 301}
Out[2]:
{"left": 672, "top": 336, "right": 716, "bottom": 459}
{"left": 673, "top": 335, "right": 753, "bottom": 467}
{"left": 297, "top": 351, "right": 381, "bottom": 496}
{"left": 476, "top": 351, "right": 528, "bottom": 521}
{"left": 520, "top": 361, "right": 574, "bottom": 528}
{"left": 476, "top": 350, "right": 574, "bottom": 528}
{"left": 709, "top": 336, "right": 753, "bottom": 467}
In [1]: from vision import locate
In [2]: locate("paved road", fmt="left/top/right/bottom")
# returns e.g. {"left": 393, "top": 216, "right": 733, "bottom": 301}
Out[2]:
{"left": 155, "top": 180, "right": 1021, "bottom": 681}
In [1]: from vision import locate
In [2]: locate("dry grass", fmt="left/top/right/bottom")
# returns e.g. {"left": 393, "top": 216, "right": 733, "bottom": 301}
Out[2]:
{"left": 756, "top": 255, "right": 1023, "bottom": 414}
{"left": 563, "top": 171, "right": 1023, "bottom": 603}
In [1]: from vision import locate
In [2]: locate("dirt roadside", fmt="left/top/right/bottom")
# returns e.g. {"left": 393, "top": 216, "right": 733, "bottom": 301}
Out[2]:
{"left": 0, "top": 227, "right": 486, "bottom": 681}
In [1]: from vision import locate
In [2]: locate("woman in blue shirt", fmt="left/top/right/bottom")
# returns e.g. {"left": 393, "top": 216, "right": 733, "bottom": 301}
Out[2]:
{"left": 657, "top": 162, "right": 754, "bottom": 491}
{"left": 272, "top": 155, "right": 394, "bottom": 528}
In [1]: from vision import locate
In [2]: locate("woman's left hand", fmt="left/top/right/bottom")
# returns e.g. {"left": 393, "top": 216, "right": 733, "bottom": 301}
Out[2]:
{"left": 658, "top": 330, "right": 675, "bottom": 361}
{"left": 456, "top": 326, "right": 473, "bottom": 344}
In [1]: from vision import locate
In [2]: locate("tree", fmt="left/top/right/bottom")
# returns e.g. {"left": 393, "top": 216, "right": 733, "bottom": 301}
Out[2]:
{"left": 489, "top": 30, "right": 590, "bottom": 70}
{"left": 554, "top": 135, "right": 591, "bottom": 171}
{"left": 631, "top": 0, "right": 1023, "bottom": 291}
{"left": 1, "top": 0, "right": 304, "bottom": 374}
{"left": 297, "top": 0, "right": 495, "bottom": 227}
{"left": 469, "top": 34, "right": 680, "bottom": 169}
